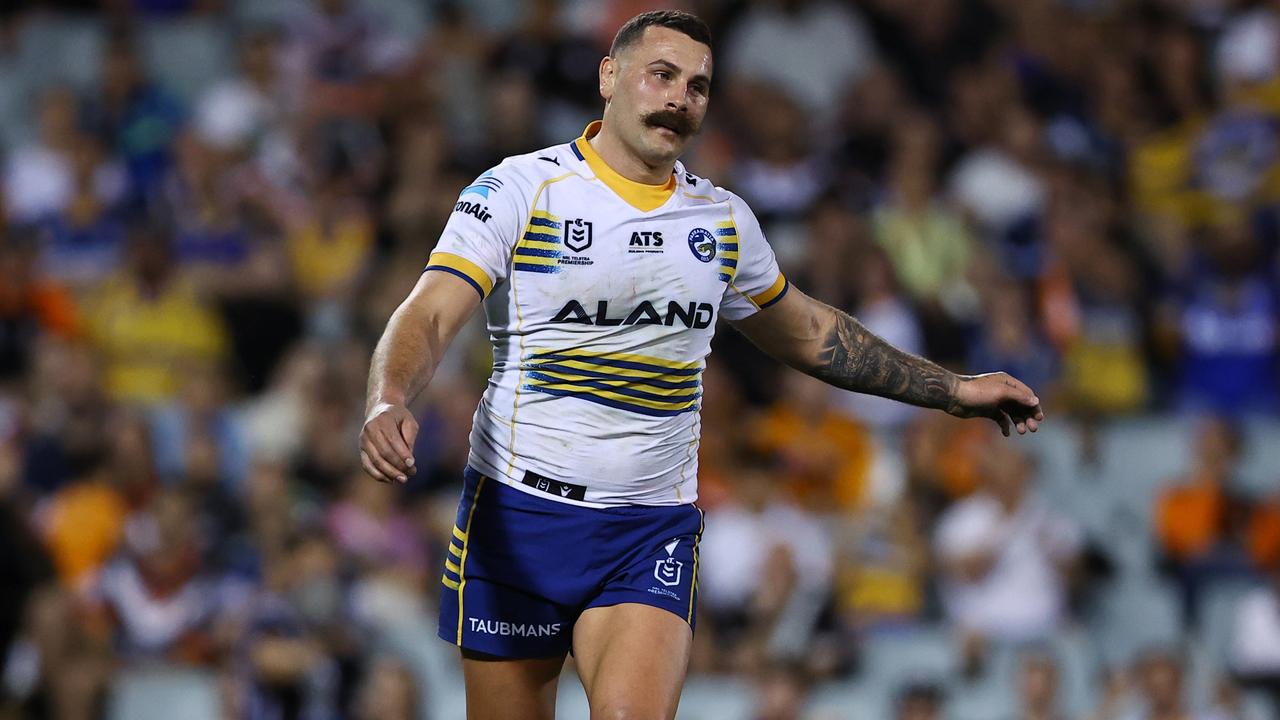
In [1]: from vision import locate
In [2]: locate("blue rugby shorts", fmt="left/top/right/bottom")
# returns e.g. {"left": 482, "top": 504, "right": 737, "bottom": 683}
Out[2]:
{"left": 437, "top": 466, "right": 704, "bottom": 658}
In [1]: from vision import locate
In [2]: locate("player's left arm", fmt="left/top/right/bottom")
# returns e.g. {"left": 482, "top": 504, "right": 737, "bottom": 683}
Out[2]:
{"left": 729, "top": 286, "right": 1044, "bottom": 436}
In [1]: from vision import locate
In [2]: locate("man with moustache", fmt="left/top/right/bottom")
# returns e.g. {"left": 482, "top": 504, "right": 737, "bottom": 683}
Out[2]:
{"left": 361, "top": 10, "right": 1044, "bottom": 719}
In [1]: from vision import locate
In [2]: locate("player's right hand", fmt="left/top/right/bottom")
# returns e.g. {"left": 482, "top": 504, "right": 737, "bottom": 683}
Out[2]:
{"left": 359, "top": 402, "right": 419, "bottom": 483}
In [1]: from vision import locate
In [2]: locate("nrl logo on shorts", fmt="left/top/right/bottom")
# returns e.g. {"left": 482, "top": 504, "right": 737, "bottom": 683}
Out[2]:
{"left": 653, "top": 539, "right": 683, "bottom": 587}
{"left": 564, "top": 218, "right": 593, "bottom": 252}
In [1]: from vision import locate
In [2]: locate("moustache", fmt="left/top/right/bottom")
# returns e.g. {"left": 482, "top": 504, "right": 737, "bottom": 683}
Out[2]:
{"left": 642, "top": 110, "right": 698, "bottom": 137}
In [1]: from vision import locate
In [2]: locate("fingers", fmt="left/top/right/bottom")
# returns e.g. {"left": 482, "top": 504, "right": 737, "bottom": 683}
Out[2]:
{"left": 1000, "top": 373, "right": 1040, "bottom": 409}
{"left": 364, "top": 440, "right": 409, "bottom": 482}
{"left": 377, "top": 423, "right": 416, "bottom": 476}
{"left": 359, "top": 406, "right": 421, "bottom": 483}
{"left": 361, "top": 422, "right": 413, "bottom": 482}
{"left": 398, "top": 415, "right": 419, "bottom": 471}
{"left": 360, "top": 449, "right": 392, "bottom": 483}
{"left": 993, "top": 410, "right": 1012, "bottom": 437}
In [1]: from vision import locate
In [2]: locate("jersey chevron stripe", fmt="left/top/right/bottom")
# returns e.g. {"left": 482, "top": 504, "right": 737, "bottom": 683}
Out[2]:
{"left": 526, "top": 348, "right": 700, "bottom": 372}
{"left": 528, "top": 356, "right": 701, "bottom": 380}
{"left": 524, "top": 362, "right": 701, "bottom": 389}
{"left": 525, "top": 371, "right": 701, "bottom": 402}
{"left": 523, "top": 384, "right": 699, "bottom": 416}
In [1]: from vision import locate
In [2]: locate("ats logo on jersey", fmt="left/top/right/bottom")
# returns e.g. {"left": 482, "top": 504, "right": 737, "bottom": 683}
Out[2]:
{"left": 564, "top": 218, "right": 593, "bottom": 252}
{"left": 688, "top": 228, "right": 716, "bottom": 263}
{"left": 628, "top": 230, "right": 664, "bottom": 254}
{"left": 453, "top": 200, "right": 492, "bottom": 223}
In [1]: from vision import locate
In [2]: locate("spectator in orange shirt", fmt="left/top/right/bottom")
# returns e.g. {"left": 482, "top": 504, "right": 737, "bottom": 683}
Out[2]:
{"left": 1155, "top": 416, "right": 1280, "bottom": 622}
{"left": 0, "top": 229, "right": 81, "bottom": 385}
{"left": 750, "top": 371, "right": 875, "bottom": 512}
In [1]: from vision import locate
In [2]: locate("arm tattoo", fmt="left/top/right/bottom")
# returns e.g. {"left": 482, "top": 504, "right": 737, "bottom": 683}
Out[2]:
{"left": 809, "top": 308, "right": 962, "bottom": 412}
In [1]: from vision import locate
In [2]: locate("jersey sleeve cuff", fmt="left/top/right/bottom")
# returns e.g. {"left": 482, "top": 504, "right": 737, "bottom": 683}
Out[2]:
{"left": 425, "top": 251, "right": 495, "bottom": 299}
{"left": 749, "top": 273, "right": 789, "bottom": 309}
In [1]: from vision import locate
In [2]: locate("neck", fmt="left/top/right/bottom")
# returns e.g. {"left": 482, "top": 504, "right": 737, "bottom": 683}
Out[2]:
{"left": 588, "top": 122, "right": 674, "bottom": 185}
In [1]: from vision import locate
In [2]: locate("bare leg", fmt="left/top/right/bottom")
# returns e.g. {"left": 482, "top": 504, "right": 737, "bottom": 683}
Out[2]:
{"left": 573, "top": 604, "right": 692, "bottom": 720}
{"left": 460, "top": 649, "right": 566, "bottom": 720}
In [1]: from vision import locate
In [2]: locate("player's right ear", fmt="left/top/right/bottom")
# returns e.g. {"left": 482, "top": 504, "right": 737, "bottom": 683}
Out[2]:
{"left": 599, "top": 56, "right": 616, "bottom": 102}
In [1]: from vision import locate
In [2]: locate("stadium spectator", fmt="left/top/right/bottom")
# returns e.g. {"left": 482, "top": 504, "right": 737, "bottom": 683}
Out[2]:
{"left": 723, "top": 0, "right": 877, "bottom": 125}
{"left": 5, "top": 86, "right": 128, "bottom": 226}
{"left": 934, "top": 440, "right": 1081, "bottom": 648}
{"left": 0, "top": 228, "right": 81, "bottom": 384}
{"left": 1009, "top": 647, "right": 1066, "bottom": 720}
{"left": 750, "top": 371, "right": 876, "bottom": 512}
{"left": 81, "top": 224, "right": 228, "bottom": 405}
{"left": 31, "top": 132, "right": 130, "bottom": 290}
{"left": 1230, "top": 559, "right": 1280, "bottom": 712}
{"left": 895, "top": 681, "right": 945, "bottom": 720}
{"left": 1161, "top": 220, "right": 1280, "bottom": 416}
{"left": 352, "top": 655, "right": 418, "bottom": 720}
{"left": 698, "top": 448, "right": 835, "bottom": 674}
{"left": 1103, "top": 648, "right": 1232, "bottom": 720}
{"left": 1155, "top": 416, "right": 1280, "bottom": 621}
{"left": 86, "top": 29, "right": 185, "bottom": 207}
{"left": 833, "top": 242, "right": 926, "bottom": 430}
{"left": 872, "top": 111, "right": 978, "bottom": 364}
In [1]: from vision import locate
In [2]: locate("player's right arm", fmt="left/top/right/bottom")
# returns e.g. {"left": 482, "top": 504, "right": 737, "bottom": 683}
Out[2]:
{"left": 360, "top": 164, "right": 530, "bottom": 483}
{"left": 361, "top": 271, "right": 481, "bottom": 483}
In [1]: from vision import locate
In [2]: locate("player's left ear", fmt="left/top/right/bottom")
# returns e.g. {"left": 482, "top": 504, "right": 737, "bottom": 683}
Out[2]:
{"left": 599, "top": 55, "right": 616, "bottom": 102}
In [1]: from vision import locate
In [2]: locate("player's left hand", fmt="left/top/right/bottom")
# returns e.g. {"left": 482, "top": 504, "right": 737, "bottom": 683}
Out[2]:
{"left": 946, "top": 372, "right": 1044, "bottom": 437}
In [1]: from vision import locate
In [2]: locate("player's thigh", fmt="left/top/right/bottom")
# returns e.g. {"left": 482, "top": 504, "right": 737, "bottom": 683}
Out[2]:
{"left": 461, "top": 648, "right": 567, "bottom": 720}
{"left": 573, "top": 603, "right": 693, "bottom": 719}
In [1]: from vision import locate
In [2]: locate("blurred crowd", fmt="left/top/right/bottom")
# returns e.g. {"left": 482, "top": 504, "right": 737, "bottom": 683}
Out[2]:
{"left": 2, "top": 0, "right": 1280, "bottom": 718}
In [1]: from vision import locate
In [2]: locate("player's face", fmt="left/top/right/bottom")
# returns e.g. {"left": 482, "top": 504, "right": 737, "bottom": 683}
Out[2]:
{"left": 601, "top": 26, "right": 712, "bottom": 165}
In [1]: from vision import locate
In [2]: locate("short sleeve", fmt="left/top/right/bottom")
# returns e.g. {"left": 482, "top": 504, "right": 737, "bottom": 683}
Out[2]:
{"left": 425, "top": 166, "right": 529, "bottom": 299}
{"left": 718, "top": 193, "right": 789, "bottom": 321}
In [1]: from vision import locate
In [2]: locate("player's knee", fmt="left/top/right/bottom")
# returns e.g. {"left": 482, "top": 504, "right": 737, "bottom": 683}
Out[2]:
{"left": 590, "top": 698, "right": 673, "bottom": 720}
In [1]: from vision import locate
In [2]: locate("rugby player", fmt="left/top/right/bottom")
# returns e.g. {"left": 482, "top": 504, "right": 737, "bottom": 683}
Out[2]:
{"left": 360, "top": 10, "right": 1044, "bottom": 719}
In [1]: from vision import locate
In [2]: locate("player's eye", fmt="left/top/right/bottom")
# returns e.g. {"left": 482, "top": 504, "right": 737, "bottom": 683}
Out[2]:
{"left": 654, "top": 70, "right": 671, "bottom": 81}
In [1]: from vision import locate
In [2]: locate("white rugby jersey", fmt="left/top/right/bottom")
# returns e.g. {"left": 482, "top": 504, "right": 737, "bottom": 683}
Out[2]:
{"left": 425, "top": 121, "right": 788, "bottom": 506}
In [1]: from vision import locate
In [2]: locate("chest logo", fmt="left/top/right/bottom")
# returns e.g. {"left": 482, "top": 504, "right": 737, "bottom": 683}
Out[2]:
{"left": 628, "top": 230, "right": 664, "bottom": 254}
{"left": 688, "top": 228, "right": 716, "bottom": 263}
{"left": 564, "top": 218, "right": 593, "bottom": 253}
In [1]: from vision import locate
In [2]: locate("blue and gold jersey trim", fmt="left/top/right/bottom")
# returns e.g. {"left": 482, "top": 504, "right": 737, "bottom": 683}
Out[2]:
{"left": 751, "top": 273, "right": 790, "bottom": 309}
{"left": 521, "top": 348, "right": 702, "bottom": 417}
{"left": 425, "top": 251, "right": 494, "bottom": 299}
{"left": 514, "top": 210, "right": 564, "bottom": 275}
{"left": 715, "top": 220, "right": 739, "bottom": 284}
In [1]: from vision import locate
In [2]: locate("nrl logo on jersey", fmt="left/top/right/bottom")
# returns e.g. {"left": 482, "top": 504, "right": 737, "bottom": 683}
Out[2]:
{"left": 564, "top": 218, "right": 593, "bottom": 252}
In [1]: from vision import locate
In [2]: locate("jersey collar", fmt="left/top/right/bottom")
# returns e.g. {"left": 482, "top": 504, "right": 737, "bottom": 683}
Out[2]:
{"left": 572, "top": 121, "right": 676, "bottom": 213}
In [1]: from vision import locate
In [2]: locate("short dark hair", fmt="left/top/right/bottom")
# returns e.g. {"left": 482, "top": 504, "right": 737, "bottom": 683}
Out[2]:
{"left": 610, "top": 10, "right": 712, "bottom": 56}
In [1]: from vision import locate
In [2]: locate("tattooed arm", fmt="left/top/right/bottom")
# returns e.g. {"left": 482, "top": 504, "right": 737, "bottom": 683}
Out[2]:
{"left": 730, "top": 285, "right": 1044, "bottom": 436}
